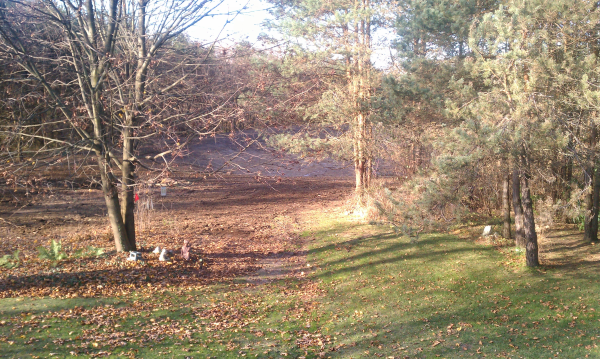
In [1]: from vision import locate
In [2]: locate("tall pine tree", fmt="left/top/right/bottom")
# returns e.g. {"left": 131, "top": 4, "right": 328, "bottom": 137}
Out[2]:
{"left": 268, "top": 0, "right": 393, "bottom": 198}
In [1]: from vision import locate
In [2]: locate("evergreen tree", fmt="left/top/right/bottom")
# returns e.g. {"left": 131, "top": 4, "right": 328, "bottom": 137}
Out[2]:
{"left": 267, "top": 0, "right": 392, "bottom": 198}
{"left": 451, "top": 0, "right": 600, "bottom": 265}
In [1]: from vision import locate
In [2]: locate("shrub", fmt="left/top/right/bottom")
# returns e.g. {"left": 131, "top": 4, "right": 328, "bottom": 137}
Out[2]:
{"left": 0, "top": 250, "right": 20, "bottom": 269}
{"left": 38, "top": 240, "right": 68, "bottom": 266}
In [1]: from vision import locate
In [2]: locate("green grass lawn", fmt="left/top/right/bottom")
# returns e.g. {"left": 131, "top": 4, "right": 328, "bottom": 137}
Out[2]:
{"left": 309, "top": 218, "right": 600, "bottom": 358}
{"left": 2, "top": 214, "right": 600, "bottom": 358}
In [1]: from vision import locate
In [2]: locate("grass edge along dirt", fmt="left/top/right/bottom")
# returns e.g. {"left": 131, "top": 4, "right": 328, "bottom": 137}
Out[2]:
{"left": 2, "top": 211, "right": 600, "bottom": 358}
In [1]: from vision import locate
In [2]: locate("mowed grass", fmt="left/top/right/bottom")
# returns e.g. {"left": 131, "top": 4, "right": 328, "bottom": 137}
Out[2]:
{"left": 0, "top": 282, "right": 324, "bottom": 358}
{"left": 309, "top": 217, "right": 600, "bottom": 358}
{"left": 2, "top": 213, "right": 600, "bottom": 358}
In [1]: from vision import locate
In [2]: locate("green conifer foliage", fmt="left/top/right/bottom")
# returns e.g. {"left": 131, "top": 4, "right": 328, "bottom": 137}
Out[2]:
{"left": 267, "top": 0, "right": 389, "bottom": 197}
{"left": 451, "top": 0, "right": 600, "bottom": 265}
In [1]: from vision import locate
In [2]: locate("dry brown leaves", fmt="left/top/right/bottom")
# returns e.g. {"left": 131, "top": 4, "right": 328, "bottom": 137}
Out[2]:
{"left": 0, "top": 230, "right": 288, "bottom": 299}
{"left": 1, "top": 175, "right": 350, "bottom": 299}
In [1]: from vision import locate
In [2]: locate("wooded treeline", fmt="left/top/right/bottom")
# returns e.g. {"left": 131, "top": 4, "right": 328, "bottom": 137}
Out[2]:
{"left": 2, "top": 0, "right": 600, "bottom": 267}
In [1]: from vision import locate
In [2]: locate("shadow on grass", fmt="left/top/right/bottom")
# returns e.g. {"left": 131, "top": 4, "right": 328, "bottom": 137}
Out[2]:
{"left": 317, "top": 230, "right": 600, "bottom": 358}
{"left": 306, "top": 223, "right": 378, "bottom": 253}
{"left": 312, "top": 233, "right": 493, "bottom": 279}
{"left": 540, "top": 229, "right": 600, "bottom": 271}
{"left": 545, "top": 232, "right": 582, "bottom": 239}
{"left": 0, "top": 296, "right": 119, "bottom": 316}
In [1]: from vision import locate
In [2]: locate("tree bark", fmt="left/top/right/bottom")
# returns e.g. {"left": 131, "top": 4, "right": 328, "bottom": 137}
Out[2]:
{"left": 584, "top": 124, "right": 597, "bottom": 242}
{"left": 512, "top": 169, "right": 525, "bottom": 247}
{"left": 502, "top": 173, "right": 511, "bottom": 239}
{"left": 121, "top": 115, "right": 137, "bottom": 250}
{"left": 561, "top": 152, "right": 573, "bottom": 223}
{"left": 354, "top": 112, "right": 366, "bottom": 194}
{"left": 584, "top": 170, "right": 595, "bottom": 243}
{"left": 116, "top": 0, "right": 150, "bottom": 251}
{"left": 97, "top": 154, "right": 132, "bottom": 252}
{"left": 90, "top": 55, "right": 133, "bottom": 252}
{"left": 350, "top": 0, "right": 371, "bottom": 197}
{"left": 520, "top": 152, "right": 539, "bottom": 267}
{"left": 592, "top": 164, "right": 600, "bottom": 242}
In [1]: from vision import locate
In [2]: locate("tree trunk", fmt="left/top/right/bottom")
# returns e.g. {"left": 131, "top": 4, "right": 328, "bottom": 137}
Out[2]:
{"left": 520, "top": 153, "right": 539, "bottom": 267}
{"left": 592, "top": 164, "right": 600, "bottom": 242}
{"left": 97, "top": 154, "right": 132, "bottom": 252}
{"left": 365, "top": 122, "right": 373, "bottom": 185}
{"left": 117, "top": 0, "right": 149, "bottom": 251}
{"left": 90, "top": 63, "right": 132, "bottom": 252}
{"left": 584, "top": 170, "right": 595, "bottom": 243}
{"left": 512, "top": 169, "right": 525, "bottom": 247}
{"left": 584, "top": 124, "right": 597, "bottom": 242}
{"left": 561, "top": 134, "right": 574, "bottom": 223}
{"left": 353, "top": 114, "right": 366, "bottom": 195}
{"left": 502, "top": 173, "right": 511, "bottom": 239}
{"left": 351, "top": 0, "right": 371, "bottom": 196}
{"left": 121, "top": 116, "right": 137, "bottom": 250}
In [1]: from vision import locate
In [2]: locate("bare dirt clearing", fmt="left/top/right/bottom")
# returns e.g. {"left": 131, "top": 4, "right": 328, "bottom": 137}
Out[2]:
{"left": 539, "top": 225, "right": 600, "bottom": 271}
{"left": 0, "top": 135, "right": 354, "bottom": 298}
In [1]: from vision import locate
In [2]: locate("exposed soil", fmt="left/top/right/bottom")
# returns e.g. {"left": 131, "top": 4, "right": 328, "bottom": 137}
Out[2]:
{"left": 0, "top": 135, "right": 354, "bottom": 298}
{"left": 185, "top": 131, "right": 354, "bottom": 178}
{"left": 538, "top": 225, "right": 600, "bottom": 271}
{"left": 468, "top": 223, "right": 600, "bottom": 271}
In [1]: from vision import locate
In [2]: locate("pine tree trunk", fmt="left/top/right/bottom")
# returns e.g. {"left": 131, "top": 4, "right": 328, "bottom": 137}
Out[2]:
{"left": 502, "top": 173, "right": 511, "bottom": 239}
{"left": 584, "top": 170, "right": 595, "bottom": 242}
{"left": 591, "top": 164, "right": 600, "bottom": 242}
{"left": 521, "top": 176, "right": 539, "bottom": 267}
{"left": 365, "top": 122, "right": 372, "bottom": 187}
{"left": 512, "top": 169, "right": 525, "bottom": 247}
{"left": 520, "top": 154, "right": 539, "bottom": 267}
{"left": 584, "top": 123, "right": 596, "bottom": 242}
{"left": 562, "top": 158, "right": 573, "bottom": 223}
{"left": 353, "top": 114, "right": 366, "bottom": 195}
{"left": 354, "top": 156, "right": 365, "bottom": 193}
{"left": 351, "top": 5, "right": 371, "bottom": 196}
{"left": 561, "top": 135, "right": 574, "bottom": 223}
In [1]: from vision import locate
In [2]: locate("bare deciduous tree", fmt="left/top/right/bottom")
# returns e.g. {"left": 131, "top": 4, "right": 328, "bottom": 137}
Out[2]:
{"left": 0, "top": 0, "right": 227, "bottom": 251}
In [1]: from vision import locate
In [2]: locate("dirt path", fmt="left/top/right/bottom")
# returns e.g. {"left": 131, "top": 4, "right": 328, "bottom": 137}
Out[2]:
{"left": 539, "top": 225, "right": 600, "bottom": 271}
